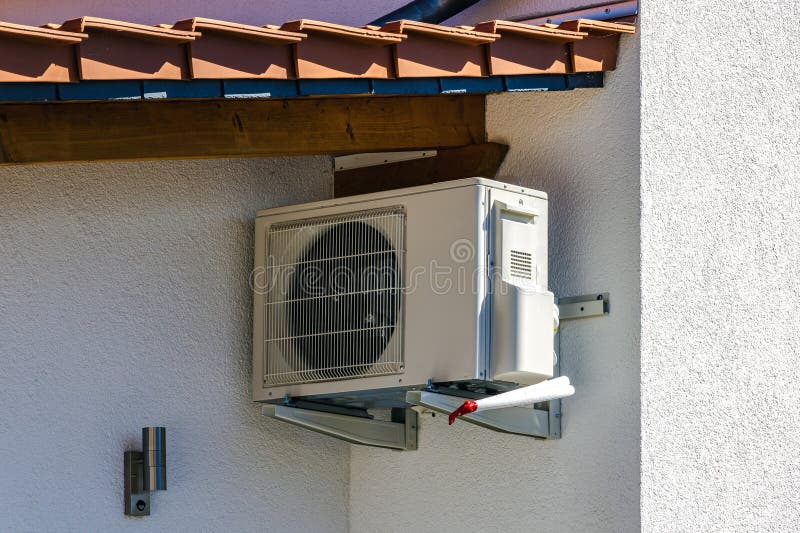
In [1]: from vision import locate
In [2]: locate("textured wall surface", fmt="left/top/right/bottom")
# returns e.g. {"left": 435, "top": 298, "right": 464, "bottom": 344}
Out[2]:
{"left": 640, "top": 1, "right": 800, "bottom": 531}
{"left": 0, "top": 158, "right": 348, "bottom": 532}
{"left": 349, "top": 34, "right": 641, "bottom": 533}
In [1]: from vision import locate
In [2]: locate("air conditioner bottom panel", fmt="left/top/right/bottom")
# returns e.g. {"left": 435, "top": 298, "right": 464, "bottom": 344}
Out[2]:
{"left": 265, "top": 379, "right": 526, "bottom": 411}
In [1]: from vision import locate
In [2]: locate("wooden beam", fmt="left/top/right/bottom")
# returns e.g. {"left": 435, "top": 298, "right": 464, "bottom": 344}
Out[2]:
{"left": 0, "top": 95, "right": 485, "bottom": 164}
{"left": 334, "top": 142, "right": 508, "bottom": 197}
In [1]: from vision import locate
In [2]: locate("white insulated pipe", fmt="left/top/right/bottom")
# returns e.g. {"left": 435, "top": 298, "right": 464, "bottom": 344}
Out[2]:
{"left": 448, "top": 376, "right": 575, "bottom": 424}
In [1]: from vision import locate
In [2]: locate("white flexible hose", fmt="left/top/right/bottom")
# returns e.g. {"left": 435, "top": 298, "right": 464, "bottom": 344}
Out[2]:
{"left": 553, "top": 302, "right": 560, "bottom": 332}
{"left": 449, "top": 376, "right": 575, "bottom": 424}
{"left": 474, "top": 376, "right": 574, "bottom": 411}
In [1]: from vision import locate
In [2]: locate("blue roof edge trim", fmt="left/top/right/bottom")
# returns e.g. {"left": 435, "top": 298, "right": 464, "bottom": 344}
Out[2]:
{"left": 0, "top": 73, "right": 604, "bottom": 103}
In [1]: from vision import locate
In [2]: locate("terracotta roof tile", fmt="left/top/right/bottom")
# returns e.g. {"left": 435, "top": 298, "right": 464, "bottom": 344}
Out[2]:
{"left": 380, "top": 19, "right": 499, "bottom": 78}
{"left": 59, "top": 16, "right": 199, "bottom": 42}
{"left": 475, "top": 20, "right": 585, "bottom": 42}
{"left": 0, "top": 21, "right": 87, "bottom": 44}
{"left": 0, "top": 15, "right": 635, "bottom": 85}
{"left": 173, "top": 17, "right": 305, "bottom": 43}
{"left": 280, "top": 20, "right": 402, "bottom": 79}
{"left": 280, "top": 20, "right": 404, "bottom": 44}
{"left": 0, "top": 21, "right": 87, "bottom": 83}
{"left": 54, "top": 17, "right": 197, "bottom": 80}
{"left": 172, "top": 18, "right": 305, "bottom": 79}
{"left": 474, "top": 20, "right": 586, "bottom": 76}
{"left": 381, "top": 19, "right": 498, "bottom": 45}
{"left": 557, "top": 19, "right": 636, "bottom": 73}
{"left": 557, "top": 19, "right": 636, "bottom": 34}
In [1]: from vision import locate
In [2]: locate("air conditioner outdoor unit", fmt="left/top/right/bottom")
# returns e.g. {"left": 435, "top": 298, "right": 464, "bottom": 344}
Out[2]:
{"left": 252, "top": 178, "right": 560, "bottom": 446}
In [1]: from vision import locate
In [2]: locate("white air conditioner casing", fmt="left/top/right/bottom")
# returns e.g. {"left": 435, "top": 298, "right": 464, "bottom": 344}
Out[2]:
{"left": 252, "top": 178, "right": 553, "bottom": 407}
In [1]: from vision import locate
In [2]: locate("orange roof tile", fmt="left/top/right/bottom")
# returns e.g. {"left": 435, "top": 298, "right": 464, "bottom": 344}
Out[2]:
{"left": 557, "top": 19, "right": 636, "bottom": 73}
{"left": 474, "top": 20, "right": 586, "bottom": 42}
{"left": 0, "top": 15, "right": 635, "bottom": 84}
{"left": 557, "top": 19, "right": 636, "bottom": 34}
{"left": 173, "top": 17, "right": 306, "bottom": 43}
{"left": 475, "top": 19, "right": 587, "bottom": 76}
{"left": 0, "top": 21, "right": 87, "bottom": 44}
{"left": 381, "top": 19, "right": 499, "bottom": 45}
{"left": 280, "top": 20, "right": 405, "bottom": 44}
{"left": 59, "top": 16, "right": 199, "bottom": 42}
{"left": 0, "top": 21, "right": 87, "bottom": 83}
{"left": 172, "top": 18, "right": 305, "bottom": 79}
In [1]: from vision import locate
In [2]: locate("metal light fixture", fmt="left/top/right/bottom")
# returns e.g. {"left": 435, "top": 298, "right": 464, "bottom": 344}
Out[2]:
{"left": 124, "top": 427, "right": 166, "bottom": 516}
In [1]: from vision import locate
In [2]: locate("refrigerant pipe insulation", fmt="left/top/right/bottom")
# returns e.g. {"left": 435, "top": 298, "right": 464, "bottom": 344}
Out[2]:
{"left": 448, "top": 376, "right": 575, "bottom": 424}
{"left": 369, "top": 0, "right": 482, "bottom": 26}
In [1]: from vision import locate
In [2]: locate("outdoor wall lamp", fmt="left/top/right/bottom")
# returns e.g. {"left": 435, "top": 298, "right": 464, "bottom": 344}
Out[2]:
{"left": 124, "top": 427, "right": 166, "bottom": 516}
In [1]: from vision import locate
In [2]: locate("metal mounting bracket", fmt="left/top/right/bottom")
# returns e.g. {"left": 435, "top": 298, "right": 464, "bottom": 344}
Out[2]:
{"left": 557, "top": 292, "right": 609, "bottom": 321}
{"left": 334, "top": 150, "right": 437, "bottom": 171}
{"left": 262, "top": 404, "right": 418, "bottom": 450}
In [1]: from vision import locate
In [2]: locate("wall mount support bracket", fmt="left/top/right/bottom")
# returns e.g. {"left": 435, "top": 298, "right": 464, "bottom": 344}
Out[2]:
{"left": 557, "top": 292, "right": 609, "bottom": 321}
{"left": 262, "top": 404, "right": 418, "bottom": 450}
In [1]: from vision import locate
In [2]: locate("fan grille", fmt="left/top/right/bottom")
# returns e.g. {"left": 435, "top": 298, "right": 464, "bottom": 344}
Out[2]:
{"left": 263, "top": 208, "right": 405, "bottom": 386}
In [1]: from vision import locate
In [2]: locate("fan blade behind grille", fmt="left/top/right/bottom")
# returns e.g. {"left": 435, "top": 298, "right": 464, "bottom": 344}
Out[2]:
{"left": 263, "top": 209, "right": 405, "bottom": 386}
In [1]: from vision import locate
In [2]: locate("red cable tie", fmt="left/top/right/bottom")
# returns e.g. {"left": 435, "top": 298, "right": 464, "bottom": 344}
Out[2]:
{"left": 448, "top": 400, "right": 478, "bottom": 425}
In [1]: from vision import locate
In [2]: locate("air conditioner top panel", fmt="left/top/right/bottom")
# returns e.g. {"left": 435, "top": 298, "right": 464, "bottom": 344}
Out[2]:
{"left": 256, "top": 177, "right": 547, "bottom": 218}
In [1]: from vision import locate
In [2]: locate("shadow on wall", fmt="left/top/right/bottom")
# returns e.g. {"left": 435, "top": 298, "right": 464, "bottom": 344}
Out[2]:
{"left": 348, "top": 33, "right": 641, "bottom": 533}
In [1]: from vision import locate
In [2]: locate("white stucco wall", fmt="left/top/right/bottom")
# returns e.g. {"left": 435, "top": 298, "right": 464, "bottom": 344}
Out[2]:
{"left": 640, "top": 1, "right": 800, "bottom": 531}
{"left": 0, "top": 158, "right": 349, "bottom": 532}
{"left": 349, "top": 34, "right": 641, "bottom": 533}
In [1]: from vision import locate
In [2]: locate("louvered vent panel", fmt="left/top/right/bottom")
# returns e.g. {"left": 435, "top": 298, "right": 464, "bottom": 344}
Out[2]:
{"left": 263, "top": 208, "right": 405, "bottom": 386}
{"left": 509, "top": 249, "right": 533, "bottom": 279}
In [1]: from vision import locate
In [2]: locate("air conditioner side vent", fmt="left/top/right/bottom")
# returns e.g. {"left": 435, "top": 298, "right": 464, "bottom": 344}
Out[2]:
{"left": 509, "top": 249, "right": 533, "bottom": 279}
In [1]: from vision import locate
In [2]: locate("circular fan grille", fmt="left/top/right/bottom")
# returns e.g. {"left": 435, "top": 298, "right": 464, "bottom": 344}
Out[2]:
{"left": 288, "top": 220, "right": 401, "bottom": 377}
